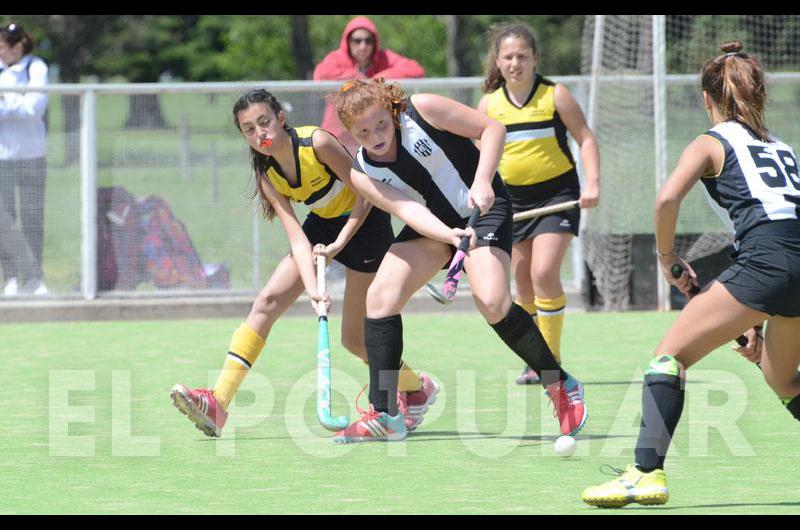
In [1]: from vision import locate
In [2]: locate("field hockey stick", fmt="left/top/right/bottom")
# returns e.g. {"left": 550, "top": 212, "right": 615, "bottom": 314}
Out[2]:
{"left": 670, "top": 264, "right": 755, "bottom": 354}
{"left": 426, "top": 206, "right": 481, "bottom": 305}
{"left": 512, "top": 199, "right": 580, "bottom": 222}
{"left": 315, "top": 255, "right": 349, "bottom": 431}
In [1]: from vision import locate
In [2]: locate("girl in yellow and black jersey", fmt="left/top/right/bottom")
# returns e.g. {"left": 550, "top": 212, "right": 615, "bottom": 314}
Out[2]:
{"left": 169, "top": 89, "right": 427, "bottom": 438}
{"left": 477, "top": 24, "right": 600, "bottom": 384}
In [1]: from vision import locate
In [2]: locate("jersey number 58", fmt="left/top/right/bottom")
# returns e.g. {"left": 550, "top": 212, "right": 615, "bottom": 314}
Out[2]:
{"left": 748, "top": 145, "right": 800, "bottom": 190}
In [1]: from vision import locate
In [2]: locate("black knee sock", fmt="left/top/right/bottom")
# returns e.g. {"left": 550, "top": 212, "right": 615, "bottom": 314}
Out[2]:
{"left": 490, "top": 303, "right": 567, "bottom": 387}
{"left": 635, "top": 369, "right": 685, "bottom": 472}
{"left": 785, "top": 394, "right": 800, "bottom": 421}
{"left": 365, "top": 315, "right": 403, "bottom": 416}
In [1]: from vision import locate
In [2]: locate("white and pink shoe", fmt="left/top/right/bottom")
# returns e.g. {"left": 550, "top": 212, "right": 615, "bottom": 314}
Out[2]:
{"left": 401, "top": 373, "right": 440, "bottom": 431}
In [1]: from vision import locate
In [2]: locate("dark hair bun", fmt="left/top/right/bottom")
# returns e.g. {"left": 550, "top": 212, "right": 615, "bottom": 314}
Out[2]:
{"left": 720, "top": 41, "right": 744, "bottom": 54}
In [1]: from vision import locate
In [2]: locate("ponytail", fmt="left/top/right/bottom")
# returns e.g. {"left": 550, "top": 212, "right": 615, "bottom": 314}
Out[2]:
{"left": 701, "top": 41, "right": 768, "bottom": 141}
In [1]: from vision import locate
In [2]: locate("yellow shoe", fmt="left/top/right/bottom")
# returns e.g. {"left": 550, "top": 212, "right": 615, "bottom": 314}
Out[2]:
{"left": 582, "top": 465, "right": 669, "bottom": 508}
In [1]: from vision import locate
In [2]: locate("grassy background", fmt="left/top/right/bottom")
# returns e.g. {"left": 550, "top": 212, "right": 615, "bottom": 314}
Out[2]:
{"left": 1, "top": 310, "right": 798, "bottom": 514}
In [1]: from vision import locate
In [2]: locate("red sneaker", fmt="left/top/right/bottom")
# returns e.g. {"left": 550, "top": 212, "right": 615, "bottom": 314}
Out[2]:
{"left": 333, "top": 387, "right": 407, "bottom": 444}
{"left": 546, "top": 376, "right": 587, "bottom": 436}
{"left": 170, "top": 384, "right": 228, "bottom": 438}
{"left": 403, "top": 373, "right": 440, "bottom": 431}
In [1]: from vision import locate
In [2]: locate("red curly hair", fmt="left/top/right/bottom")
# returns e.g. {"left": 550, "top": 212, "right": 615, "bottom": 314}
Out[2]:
{"left": 335, "top": 77, "right": 408, "bottom": 131}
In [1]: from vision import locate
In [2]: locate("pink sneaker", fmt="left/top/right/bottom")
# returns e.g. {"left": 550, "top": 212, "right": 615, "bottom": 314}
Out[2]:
{"left": 403, "top": 373, "right": 440, "bottom": 431}
{"left": 170, "top": 384, "right": 228, "bottom": 438}
{"left": 546, "top": 376, "right": 587, "bottom": 436}
{"left": 397, "top": 391, "right": 412, "bottom": 430}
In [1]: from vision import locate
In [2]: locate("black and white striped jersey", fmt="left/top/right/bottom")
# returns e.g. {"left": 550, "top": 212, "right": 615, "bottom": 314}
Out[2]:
{"left": 353, "top": 101, "right": 507, "bottom": 227}
{"left": 703, "top": 121, "right": 800, "bottom": 242}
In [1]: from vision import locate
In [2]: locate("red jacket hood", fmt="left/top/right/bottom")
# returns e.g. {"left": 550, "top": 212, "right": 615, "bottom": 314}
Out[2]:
{"left": 338, "top": 16, "right": 382, "bottom": 58}
{"left": 313, "top": 16, "right": 425, "bottom": 154}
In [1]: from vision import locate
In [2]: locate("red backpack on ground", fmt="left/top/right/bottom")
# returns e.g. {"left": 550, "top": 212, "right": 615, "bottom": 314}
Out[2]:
{"left": 137, "top": 196, "right": 208, "bottom": 290}
{"left": 97, "top": 187, "right": 144, "bottom": 291}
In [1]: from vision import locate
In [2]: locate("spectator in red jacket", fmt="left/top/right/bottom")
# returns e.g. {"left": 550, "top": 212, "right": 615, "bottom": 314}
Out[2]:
{"left": 314, "top": 16, "right": 424, "bottom": 154}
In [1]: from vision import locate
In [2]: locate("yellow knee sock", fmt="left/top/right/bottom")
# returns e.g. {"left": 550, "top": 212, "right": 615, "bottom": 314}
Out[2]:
{"left": 515, "top": 299, "right": 538, "bottom": 322}
{"left": 398, "top": 361, "right": 423, "bottom": 393}
{"left": 535, "top": 294, "right": 567, "bottom": 364}
{"left": 212, "top": 323, "right": 266, "bottom": 410}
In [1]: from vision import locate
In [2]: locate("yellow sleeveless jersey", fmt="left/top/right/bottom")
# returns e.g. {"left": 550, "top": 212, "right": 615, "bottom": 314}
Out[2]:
{"left": 264, "top": 126, "right": 355, "bottom": 219}
{"left": 486, "top": 75, "right": 576, "bottom": 187}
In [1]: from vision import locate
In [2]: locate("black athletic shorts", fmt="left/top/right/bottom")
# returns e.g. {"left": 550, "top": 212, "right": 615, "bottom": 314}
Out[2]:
{"left": 302, "top": 207, "right": 394, "bottom": 273}
{"left": 506, "top": 171, "right": 581, "bottom": 243}
{"left": 394, "top": 194, "right": 514, "bottom": 269}
{"left": 717, "top": 220, "right": 800, "bottom": 317}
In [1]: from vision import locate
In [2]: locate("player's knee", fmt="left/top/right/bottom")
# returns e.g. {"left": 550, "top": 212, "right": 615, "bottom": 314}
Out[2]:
{"left": 531, "top": 264, "right": 560, "bottom": 289}
{"left": 251, "top": 289, "right": 280, "bottom": 319}
{"left": 482, "top": 302, "right": 509, "bottom": 324}
{"left": 365, "top": 281, "right": 397, "bottom": 317}
{"left": 476, "top": 296, "right": 511, "bottom": 325}
{"left": 365, "top": 283, "right": 384, "bottom": 315}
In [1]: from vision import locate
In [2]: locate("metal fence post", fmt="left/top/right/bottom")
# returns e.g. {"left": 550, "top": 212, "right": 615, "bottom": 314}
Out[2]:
{"left": 653, "top": 15, "right": 670, "bottom": 312}
{"left": 80, "top": 89, "right": 98, "bottom": 300}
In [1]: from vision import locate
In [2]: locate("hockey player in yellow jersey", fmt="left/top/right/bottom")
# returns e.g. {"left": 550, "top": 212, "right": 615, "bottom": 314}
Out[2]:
{"left": 170, "top": 89, "right": 433, "bottom": 438}
{"left": 477, "top": 23, "right": 600, "bottom": 384}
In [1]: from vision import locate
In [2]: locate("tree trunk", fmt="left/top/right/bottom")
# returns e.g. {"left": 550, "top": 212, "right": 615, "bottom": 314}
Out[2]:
{"left": 63, "top": 95, "right": 81, "bottom": 166}
{"left": 125, "top": 94, "right": 169, "bottom": 129}
{"left": 444, "top": 15, "right": 474, "bottom": 105}
{"left": 444, "top": 15, "right": 472, "bottom": 77}
{"left": 291, "top": 15, "right": 314, "bottom": 80}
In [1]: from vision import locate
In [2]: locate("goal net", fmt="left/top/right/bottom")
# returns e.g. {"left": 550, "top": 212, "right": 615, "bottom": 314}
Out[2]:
{"left": 581, "top": 15, "right": 800, "bottom": 310}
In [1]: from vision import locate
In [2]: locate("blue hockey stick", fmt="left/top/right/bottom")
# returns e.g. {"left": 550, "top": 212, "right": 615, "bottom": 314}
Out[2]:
{"left": 316, "top": 255, "right": 349, "bottom": 431}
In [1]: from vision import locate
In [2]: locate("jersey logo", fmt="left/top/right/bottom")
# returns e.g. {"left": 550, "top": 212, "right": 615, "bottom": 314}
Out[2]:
{"left": 413, "top": 138, "right": 433, "bottom": 158}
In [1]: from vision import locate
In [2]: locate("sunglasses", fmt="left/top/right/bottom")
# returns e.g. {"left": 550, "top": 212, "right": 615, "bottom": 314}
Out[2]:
{"left": 349, "top": 36, "right": 374, "bottom": 46}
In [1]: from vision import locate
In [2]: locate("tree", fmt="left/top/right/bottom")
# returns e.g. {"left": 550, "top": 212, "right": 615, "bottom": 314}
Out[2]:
{"left": 444, "top": 15, "right": 471, "bottom": 77}
{"left": 92, "top": 15, "right": 201, "bottom": 129}
{"left": 442, "top": 15, "right": 476, "bottom": 105}
{"left": 291, "top": 15, "right": 314, "bottom": 80}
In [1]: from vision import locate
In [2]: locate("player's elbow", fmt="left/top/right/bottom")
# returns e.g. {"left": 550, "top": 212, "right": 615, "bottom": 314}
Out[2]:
{"left": 654, "top": 192, "right": 680, "bottom": 214}
{"left": 486, "top": 119, "right": 506, "bottom": 144}
{"left": 579, "top": 129, "right": 598, "bottom": 150}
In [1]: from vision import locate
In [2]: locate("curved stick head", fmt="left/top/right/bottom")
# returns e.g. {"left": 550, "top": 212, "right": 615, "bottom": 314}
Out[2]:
{"left": 317, "top": 411, "right": 350, "bottom": 432}
{"left": 425, "top": 282, "right": 450, "bottom": 305}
